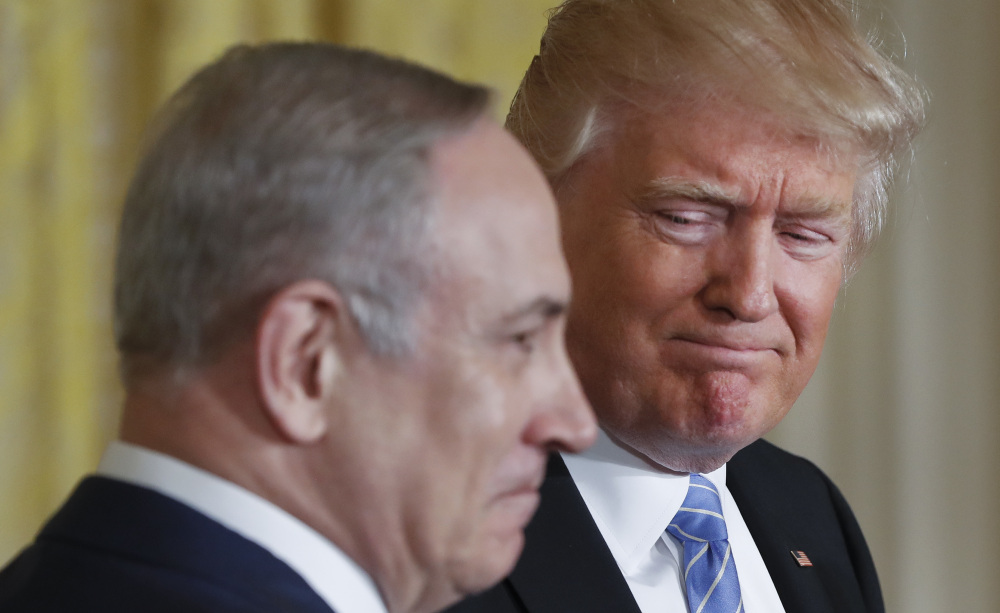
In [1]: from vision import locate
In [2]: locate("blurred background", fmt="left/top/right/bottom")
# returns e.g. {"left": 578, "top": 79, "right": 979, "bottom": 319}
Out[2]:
{"left": 0, "top": 0, "right": 997, "bottom": 610}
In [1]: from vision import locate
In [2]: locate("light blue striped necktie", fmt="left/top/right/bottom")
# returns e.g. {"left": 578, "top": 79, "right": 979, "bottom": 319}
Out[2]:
{"left": 666, "top": 474, "right": 744, "bottom": 613}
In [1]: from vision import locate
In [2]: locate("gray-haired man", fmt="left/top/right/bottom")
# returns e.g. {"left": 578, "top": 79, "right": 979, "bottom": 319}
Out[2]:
{"left": 0, "top": 42, "right": 596, "bottom": 613}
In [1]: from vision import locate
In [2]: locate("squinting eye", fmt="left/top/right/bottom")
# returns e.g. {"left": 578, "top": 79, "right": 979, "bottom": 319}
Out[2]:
{"left": 780, "top": 227, "right": 828, "bottom": 243}
{"left": 656, "top": 210, "right": 708, "bottom": 225}
{"left": 651, "top": 208, "right": 719, "bottom": 245}
{"left": 778, "top": 226, "right": 840, "bottom": 260}
{"left": 661, "top": 213, "right": 693, "bottom": 225}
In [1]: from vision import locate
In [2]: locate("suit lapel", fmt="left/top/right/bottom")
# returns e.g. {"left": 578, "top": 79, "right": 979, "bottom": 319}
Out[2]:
{"left": 728, "top": 441, "right": 867, "bottom": 613}
{"left": 506, "top": 454, "right": 641, "bottom": 613}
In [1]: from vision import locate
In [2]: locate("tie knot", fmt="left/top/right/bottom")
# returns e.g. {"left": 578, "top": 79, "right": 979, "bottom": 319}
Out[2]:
{"left": 666, "top": 474, "right": 728, "bottom": 543}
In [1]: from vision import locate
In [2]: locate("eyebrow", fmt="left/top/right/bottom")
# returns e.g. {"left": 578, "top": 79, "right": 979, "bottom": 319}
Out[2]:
{"left": 634, "top": 176, "right": 743, "bottom": 208}
{"left": 634, "top": 175, "right": 852, "bottom": 219}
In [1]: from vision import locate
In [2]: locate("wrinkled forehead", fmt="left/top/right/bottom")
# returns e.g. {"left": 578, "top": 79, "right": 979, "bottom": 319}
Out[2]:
{"left": 551, "top": 95, "right": 866, "bottom": 231}
{"left": 628, "top": 90, "right": 865, "bottom": 160}
{"left": 563, "top": 93, "right": 865, "bottom": 193}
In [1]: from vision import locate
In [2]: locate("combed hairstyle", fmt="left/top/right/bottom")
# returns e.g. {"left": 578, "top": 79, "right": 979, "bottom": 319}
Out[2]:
{"left": 508, "top": 0, "right": 927, "bottom": 273}
{"left": 114, "top": 42, "right": 490, "bottom": 382}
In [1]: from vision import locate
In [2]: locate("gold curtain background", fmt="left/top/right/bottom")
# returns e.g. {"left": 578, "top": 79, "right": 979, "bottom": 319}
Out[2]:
{"left": 3, "top": 1, "right": 999, "bottom": 611}
{"left": 0, "top": 0, "right": 552, "bottom": 564}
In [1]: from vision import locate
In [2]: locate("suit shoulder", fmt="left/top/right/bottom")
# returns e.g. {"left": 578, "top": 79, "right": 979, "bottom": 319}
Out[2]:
{"left": 728, "top": 439, "right": 885, "bottom": 612}
{"left": 0, "top": 537, "right": 284, "bottom": 613}
{"left": 0, "top": 477, "right": 334, "bottom": 613}
{"left": 729, "top": 438, "right": 835, "bottom": 489}
{"left": 727, "top": 439, "right": 867, "bottom": 564}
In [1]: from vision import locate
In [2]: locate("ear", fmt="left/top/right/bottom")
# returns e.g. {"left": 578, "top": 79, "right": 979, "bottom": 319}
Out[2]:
{"left": 255, "top": 280, "right": 347, "bottom": 444}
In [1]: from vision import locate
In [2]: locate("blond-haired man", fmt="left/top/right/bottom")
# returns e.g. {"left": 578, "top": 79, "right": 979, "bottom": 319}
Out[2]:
{"left": 447, "top": 1, "right": 924, "bottom": 612}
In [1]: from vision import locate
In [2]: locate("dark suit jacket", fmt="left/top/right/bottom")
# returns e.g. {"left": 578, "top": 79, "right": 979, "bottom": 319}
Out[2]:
{"left": 0, "top": 476, "right": 335, "bottom": 613}
{"left": 446, "top": 439, "right": 883, "bottom": 613}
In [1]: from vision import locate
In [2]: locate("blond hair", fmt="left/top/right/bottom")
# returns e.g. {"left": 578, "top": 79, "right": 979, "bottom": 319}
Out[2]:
{"left": 508, "top": 0, "right": 926, "bottom": 270}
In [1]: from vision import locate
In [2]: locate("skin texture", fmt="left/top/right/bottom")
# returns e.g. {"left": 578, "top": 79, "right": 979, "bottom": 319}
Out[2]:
{"left": 344, "top": 122, "right": 596, "bottom": 609}
{"left": 309, "top": 119, "right": 597, "bottom": 613}
{"left": 556, "top": 102, "right": 858, "bottom": 474}
{"left": 121, "top": 119, "right": 596, "bottom": 613}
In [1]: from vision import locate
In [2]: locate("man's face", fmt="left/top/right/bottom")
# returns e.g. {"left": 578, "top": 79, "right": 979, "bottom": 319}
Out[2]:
{"left": 346, "top": 120, "right": 596, "bottom": 610}
{"left": 557, "top": 102, "right": 857, "bottom": 473}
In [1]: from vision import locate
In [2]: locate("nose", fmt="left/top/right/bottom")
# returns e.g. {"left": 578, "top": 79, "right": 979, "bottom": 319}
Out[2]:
{"left": 523, "top": 349, "right": 598, "bottom": 454}
{"left": 700, "top": 228, "right": 778, "bottom": 322}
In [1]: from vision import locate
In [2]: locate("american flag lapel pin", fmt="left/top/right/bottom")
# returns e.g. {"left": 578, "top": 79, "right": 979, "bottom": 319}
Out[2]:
{"left": 790, "top": 550, "right": 813, "bottom": 567}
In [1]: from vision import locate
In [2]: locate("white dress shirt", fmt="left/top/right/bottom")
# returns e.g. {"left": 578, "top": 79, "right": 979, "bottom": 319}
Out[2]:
{"left": 561, "top": 430, "right": 786, "bottom": 613}
{"left": 98, "top": 441, "right": 388, "bottom": 613}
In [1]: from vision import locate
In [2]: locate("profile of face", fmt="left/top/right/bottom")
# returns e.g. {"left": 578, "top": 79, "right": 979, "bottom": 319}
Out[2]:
{"left": 344, "top": 120, "right": 596, "bottom": 610}
{"left": 556, "top": 100, "right": 859, "bottom": 474}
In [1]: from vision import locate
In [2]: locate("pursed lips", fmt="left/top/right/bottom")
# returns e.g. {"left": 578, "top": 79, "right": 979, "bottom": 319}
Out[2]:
{"left": 666, "top": 334, "right": 783, "bottom": 367}
{"left": 677, "top": 334, "right": 777, "bottom": 351}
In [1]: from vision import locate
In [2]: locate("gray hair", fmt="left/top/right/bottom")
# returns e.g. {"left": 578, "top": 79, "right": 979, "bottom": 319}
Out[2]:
{"left": 114, "top": 42, "right": 490, "bottom": 382}
{"left": 508, "top": 0, "right": 927, "bottom": 273}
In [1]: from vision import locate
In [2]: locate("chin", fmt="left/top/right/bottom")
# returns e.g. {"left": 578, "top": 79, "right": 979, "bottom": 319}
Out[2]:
{"left": 618, "top": 422, "right": 759, "bottom": 474}
{"left": 447, "top": 515, "right": 528, "bottom": 595}
{"left": 656, "top": 448, "right": 741, "bottom": 474}
{"left": 451, "top": 538, "right": 523, "bottom": 599}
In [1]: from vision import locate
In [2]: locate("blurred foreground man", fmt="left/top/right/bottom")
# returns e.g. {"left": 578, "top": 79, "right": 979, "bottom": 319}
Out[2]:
{"left": 447, "top": 1, "right": 925, "bottom": 612}
{"left": 0, "top": 43, "right": 596, "bottom": 613}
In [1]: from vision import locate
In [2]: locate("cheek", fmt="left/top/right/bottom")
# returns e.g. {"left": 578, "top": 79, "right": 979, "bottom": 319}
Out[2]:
{"left": 443, "top": 368, "right": 527, "bottom": 479}
{"left": 441, "top": 394, "right": 536, "bottom": 563}
{"left": 630, "top": 247, "right": 708, "bottom": 310}
{"left": 572, "top": 233, "right": 700, "bottom": 328}
{"left": 412, "top": 363, "right": 508, "bottom": 494}
{"left": 780, "top": 262, "right": 842, "bottom": 357}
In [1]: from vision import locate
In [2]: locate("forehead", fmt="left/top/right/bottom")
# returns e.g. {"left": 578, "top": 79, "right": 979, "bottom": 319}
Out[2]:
{"left": 590, "top": 101, "right": 860, "bottom": 216}
{"left": 425, "top": 121, "right": 569, "bottom": 320}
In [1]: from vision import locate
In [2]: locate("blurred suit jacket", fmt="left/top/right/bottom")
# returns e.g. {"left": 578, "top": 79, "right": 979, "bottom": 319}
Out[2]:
{"left": 445, "top": 439, "right": 883, "bottom": 613}
{"left": 0, "top": 476, "right": 335, "bottom": 613}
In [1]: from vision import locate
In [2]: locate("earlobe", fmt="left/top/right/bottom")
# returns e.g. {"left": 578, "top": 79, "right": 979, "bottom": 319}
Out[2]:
{"left": 256, "top": 280, "right": 345, "bottom": 444}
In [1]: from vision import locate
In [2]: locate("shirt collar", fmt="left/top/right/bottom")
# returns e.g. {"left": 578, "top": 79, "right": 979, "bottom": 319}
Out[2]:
{"left": 97, "top": 441, "right": 388, "bottom": 613}
{"left": 561, "top": 429, "right": 726, "bottom": 573}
